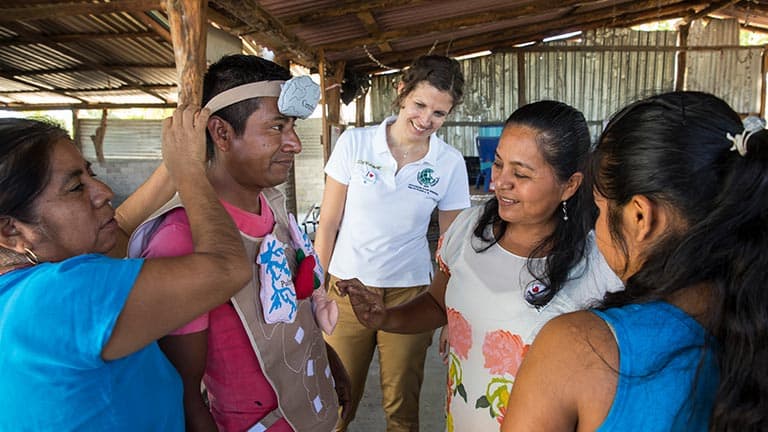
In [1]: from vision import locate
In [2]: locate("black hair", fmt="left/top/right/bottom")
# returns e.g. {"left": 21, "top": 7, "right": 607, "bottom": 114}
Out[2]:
{"left": 593, "top": 91, "right": 768, "bottom": 431}
{"left": 0, "top": 118, "right": 69, "bottom": 223}
{"left": 392, "top": 55, "right": 464, "bottom": 111}
{"left": 201, "top": 54, "right": 291, "bottom": 160}
{"left": 473, "top": 100, "right": 595, "bottom": 307}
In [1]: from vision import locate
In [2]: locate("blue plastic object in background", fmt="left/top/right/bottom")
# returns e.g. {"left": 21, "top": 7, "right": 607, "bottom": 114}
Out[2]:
{"left": 476, "top": 136, "right": 500, "bottom": 192}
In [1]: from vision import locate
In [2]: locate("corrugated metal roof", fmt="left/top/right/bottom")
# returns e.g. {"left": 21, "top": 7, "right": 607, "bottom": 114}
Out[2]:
{"left": 1, "top": 1, "right": 767, "bottom": 109}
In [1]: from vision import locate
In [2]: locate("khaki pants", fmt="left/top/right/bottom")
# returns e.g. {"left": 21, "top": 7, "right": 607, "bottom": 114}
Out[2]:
{"left": 324, "top": 275, "right": 434, "bottom": 432}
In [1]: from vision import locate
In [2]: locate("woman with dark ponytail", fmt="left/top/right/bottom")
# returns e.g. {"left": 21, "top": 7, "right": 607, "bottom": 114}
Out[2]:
{"left": 338, "top": 100, "right": 622, "bottom": 430}
{"left": 503, "top": 91, "right": 768, "bottom": 431}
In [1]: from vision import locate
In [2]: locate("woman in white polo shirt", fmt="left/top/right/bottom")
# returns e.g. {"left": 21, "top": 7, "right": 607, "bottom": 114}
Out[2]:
{"left": 315, "top": 54, "right": 470, "bottom": 431}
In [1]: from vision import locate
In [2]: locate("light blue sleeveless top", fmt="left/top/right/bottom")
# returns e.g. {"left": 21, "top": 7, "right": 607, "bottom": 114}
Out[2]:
{"left": 593, "top": 301, "right": 718, "bottom": 432}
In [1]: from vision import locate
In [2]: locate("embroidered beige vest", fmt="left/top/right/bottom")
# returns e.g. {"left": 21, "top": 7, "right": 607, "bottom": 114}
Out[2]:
{"left": 128, "top": 189, "right": 339, "bottom": 431}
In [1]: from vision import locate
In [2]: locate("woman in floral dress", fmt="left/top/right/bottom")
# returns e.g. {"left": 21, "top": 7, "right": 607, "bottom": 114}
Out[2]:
{"left": 336, "top": 100, "right": 622, "bottom": 430}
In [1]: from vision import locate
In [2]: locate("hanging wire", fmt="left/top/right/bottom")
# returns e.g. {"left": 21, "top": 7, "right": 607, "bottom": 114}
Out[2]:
{"left": 426, "top": 39, "right": 438, "bottom": 55}
{"left": 363, "top": 44, "right": 396, "bottom": 71}
{"left": 444, "top": 39, "right": 454, "bottom": 56}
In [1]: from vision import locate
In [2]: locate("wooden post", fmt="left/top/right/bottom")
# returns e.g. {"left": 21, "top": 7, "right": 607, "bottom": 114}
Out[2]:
{"left": 676, "top": 22, "right": 690, "bottom": 92}
{"left": 90, "top": 108, "right": 108, "bottom": 163}
{"left": 517, "top": 51, "right": 526, "bottom": 109}
{"left": 166, "top": 0, "right": 207, "bottom": 106}
{"left": 355, "top": 91, "right": 367, "bottom": 126}
{"left": 327, "top": 61, "right": 346, "bottom": 125}
{"left": 272, "top": 54, "right": 298, "bottom": 216}
{"left": 71, "top": 108, "right": 80, "bottom": 151}
{"left": 761, "top": 46, "right": 767, "bottom": 117}
{"left": 319, "top": 49, "right": 330, "bottom": 164}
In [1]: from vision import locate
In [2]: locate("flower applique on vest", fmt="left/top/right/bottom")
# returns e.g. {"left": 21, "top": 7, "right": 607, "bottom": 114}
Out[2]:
{"left": 287, "top": 213, "right": 339, "bottom": 335}
{"left": 257, "top": 234, "right": 298, "bottom": 324}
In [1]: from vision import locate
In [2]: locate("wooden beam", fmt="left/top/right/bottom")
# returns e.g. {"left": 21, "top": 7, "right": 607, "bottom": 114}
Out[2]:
{"left": 166, "top": 0, "right": 207, "bottom": 106}
{"left": 0, "top": 102, "right": 176, "bottom": 111}
{"left": 0, "top": 31, "right": 158, "bottom": 47}
{"left": 0, "top": 71, "right": 89, "bottom": 104}
{"left": 211, "top": 0, "right": 316, "bottom": 68}
{"left": 356, "top": 11, "right": 392, "bottom": 52}
{"left": 1, "top": 83, "right": 176, "bottom": 95}
{"left": 2, "top": 21, "right": 170, "bottom": 103}
{"left": 281, "top": 0, "right": 427, "bottom": 25}
{"left": 316, "top": 0, "right": 591, "bottom": 52}
{"left": 681, "top": 0, "right": 741, "bottom": 25}
{"left": 2, "top": 64, "right": 173, "bottom": 77}
{"left": 132, "top": 11, "right": 173, "bottom": 45}
{"left": 0, "top": 0, "right": 163, "bottom": 22}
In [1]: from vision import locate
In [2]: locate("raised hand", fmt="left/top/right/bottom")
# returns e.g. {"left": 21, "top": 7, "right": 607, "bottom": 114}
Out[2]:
{"left": 335, "top": 278, "right": 386, "bottom": 329}
{"left": 161, "top": 105, "right": 210, "bottom": 182}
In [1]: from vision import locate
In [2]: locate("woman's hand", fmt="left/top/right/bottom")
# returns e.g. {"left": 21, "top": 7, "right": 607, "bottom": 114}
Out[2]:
{"left": 161, "top": 105, "right": 210, "bottom": 182}
{"left": 335, "top": 278, "right": 386, "bottom": 329}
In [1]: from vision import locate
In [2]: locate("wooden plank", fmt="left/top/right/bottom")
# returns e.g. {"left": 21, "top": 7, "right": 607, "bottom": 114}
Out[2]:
{"left": 166, "top": 0, "right": 207, "bottom": 105}
{"left": 0, "top": 0, "right": 163, "bottom": 22}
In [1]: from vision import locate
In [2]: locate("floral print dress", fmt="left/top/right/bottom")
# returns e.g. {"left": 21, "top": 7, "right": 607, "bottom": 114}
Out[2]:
{"left": 437, "top": 206, "right": 621, "bottom": 431}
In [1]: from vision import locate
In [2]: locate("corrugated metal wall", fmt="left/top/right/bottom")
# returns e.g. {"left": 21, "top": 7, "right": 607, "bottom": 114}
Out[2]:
{"left": 686, "top": 19, "right": 763, "bottom": 115}
{"left": 370, "top": 25, "right": 758, "bottom": 155}
{"left": 78, "top": 119, "right": 163, "bottom": 159}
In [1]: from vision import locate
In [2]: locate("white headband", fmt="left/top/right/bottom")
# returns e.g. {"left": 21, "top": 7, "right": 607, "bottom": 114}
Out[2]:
{"left": 203, "top": 76, "right": 320, "bottom": 119}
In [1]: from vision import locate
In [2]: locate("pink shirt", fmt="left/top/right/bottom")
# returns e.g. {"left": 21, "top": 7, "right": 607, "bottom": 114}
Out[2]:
{"left": 142, "top": 195, "right": 293, "bottom": 432}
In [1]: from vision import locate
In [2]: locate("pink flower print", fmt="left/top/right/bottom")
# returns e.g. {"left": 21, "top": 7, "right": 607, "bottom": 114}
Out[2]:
{"left": 482, "top": 330, "right": 529, "bottom": 376}
{"left": 446, "top": 308, "right": 472, "bottom": 360}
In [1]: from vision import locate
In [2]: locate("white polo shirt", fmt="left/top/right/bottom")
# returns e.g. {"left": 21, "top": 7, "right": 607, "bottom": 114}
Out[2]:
{"left": 325, "top": 116, "right": 470, "bottom": 287}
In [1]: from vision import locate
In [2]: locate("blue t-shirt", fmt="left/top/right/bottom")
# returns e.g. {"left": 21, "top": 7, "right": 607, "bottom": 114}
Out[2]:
{"left": 0, "top": 254, "right": 183, "bottom": 431}
{"left": 593, "top": 301, "right": 719, "bottom": 432}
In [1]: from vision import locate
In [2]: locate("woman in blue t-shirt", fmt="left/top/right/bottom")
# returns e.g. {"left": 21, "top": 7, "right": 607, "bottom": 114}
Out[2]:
{"left": 502, "top": 91, "right": 768, "bottom": 431}
{"left": 0, "top": 107, "right": 251, "bottom": 431}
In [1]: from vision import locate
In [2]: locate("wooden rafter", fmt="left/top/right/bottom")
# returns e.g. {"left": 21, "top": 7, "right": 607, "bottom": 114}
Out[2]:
{"left": 281, "top": 0, "right": 427, "bottom": 25}
{"left": 212, "top": 0, "right": 316, "bottom": 68}
{"left": 681, "top": 0, "right": 742, "bottom": 24}
{"left": 132, "top": 11, "right": 173, "bottom": 45}
{"left": 1, "top": 64, "right": 174, "bottom": 77}
{"left": 2, "top": 21, "right": 169, "bottom": 103}
{"left": 0, "top": 0, "right": 163, "bottom": 22}
{"left": 0, "top": 71, "right": 88, "bottom": 104}
{"left": 316, "top": 0, "right": 591, "bottom": 52}
{"left": 356, "top": 11, "right": 392, "bottom": 52}
{"left": 0, "top": 31, "right": 159, "bottom": 47}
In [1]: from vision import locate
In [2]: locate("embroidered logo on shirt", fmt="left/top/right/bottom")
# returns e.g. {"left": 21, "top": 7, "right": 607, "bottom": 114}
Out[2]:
{"left": 417, "top": 168, "right": 440, "bottom": 187}
{"left": 356, "top": 160, "right": 381, "bottom": 184}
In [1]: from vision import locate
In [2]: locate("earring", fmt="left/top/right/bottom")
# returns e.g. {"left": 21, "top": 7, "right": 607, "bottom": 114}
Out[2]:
{"left": 23, "top": 247, "right": 39, "bottom": 265}
{"left": 561, "top": 201, "right": 569, "bottom": 221}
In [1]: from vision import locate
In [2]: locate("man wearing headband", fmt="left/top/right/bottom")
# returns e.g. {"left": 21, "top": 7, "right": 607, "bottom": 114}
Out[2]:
{"left": 128, "top": 54, "right": 348, "bottom": 432}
